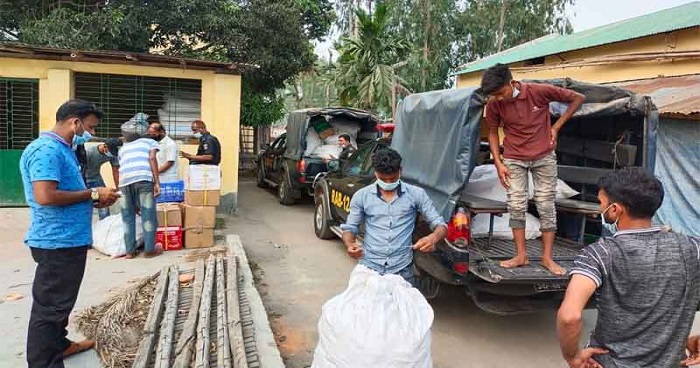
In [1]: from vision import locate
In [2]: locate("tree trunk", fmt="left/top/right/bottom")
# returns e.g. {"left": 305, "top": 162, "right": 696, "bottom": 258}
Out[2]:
{"left": 497, "top": 0, "right": 507, "bottom": 52}
{"left": 421, "top": 0, "right": 431, "bottom": 91}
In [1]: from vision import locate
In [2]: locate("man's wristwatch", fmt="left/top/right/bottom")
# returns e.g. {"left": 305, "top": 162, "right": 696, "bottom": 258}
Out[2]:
{"left": 91, "top": 188, "right": 99, "bottom": 202}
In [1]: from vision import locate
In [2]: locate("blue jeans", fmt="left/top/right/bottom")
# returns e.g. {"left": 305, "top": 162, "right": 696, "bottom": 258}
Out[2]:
{"left": 120, "top": 181, "right": 157, "bottom": 254}
{"left": 86, "top": 178, "right": 110, "bottom": 220}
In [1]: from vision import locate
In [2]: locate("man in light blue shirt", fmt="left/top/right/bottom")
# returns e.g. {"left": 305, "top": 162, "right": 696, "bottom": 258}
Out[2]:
{"left": 341, "top": 148, "right": 447, "bottom": 285}
{"left": 20, "top": 99, "right": 120, "bottom": 367}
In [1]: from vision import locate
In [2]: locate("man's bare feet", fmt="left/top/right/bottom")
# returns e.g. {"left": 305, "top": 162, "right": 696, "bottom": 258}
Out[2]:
{"left": 499, "top": 256, "right": 529, "bottom": 268}
{"left": 541, "top": 259, "right": 567, "bottom": 276}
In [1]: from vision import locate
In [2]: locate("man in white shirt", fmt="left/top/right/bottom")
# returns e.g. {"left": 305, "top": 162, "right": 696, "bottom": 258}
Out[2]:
{"left": 148, "top": 122, "right": 179, "bottom": 183}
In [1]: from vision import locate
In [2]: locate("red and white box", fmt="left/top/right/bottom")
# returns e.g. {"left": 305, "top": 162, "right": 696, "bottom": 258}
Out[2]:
{"left": 156, "top": 226, "right": 183, "bottom": 251}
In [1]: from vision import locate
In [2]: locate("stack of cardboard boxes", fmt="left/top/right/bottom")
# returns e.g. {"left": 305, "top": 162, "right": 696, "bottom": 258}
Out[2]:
{"left": 155, "top": 179, "right": 185, "bottom": 251}
{"left": 183, "top": 165, "right": 221, "bottom": 248}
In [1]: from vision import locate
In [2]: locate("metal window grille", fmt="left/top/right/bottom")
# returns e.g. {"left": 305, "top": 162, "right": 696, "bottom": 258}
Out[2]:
{"left": 0, "top": 78, "right": 39, "bottom": 150}
{"left": 74, "top": 72, "right": 202, "bottom": 138}
{"left": 240, "top": 125, "right": 255, "bottom": 154}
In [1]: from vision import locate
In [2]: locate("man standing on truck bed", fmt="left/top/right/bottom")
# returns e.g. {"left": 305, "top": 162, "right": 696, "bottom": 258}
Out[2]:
{"left": 481, "top": 63, "right": 585, "bottom": 275}
{"left": 557, "top": 168, "right": 700, "bottom": 368}
{"left": 340, "top": 149, "right": 447, "bottom": 286}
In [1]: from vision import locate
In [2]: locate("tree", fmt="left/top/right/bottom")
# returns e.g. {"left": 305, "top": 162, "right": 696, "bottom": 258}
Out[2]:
{"left": 334, "top": 4, "right": 410, "bottom": 114}
{"left": 0, "top": 0, "right": 334, "bottom": 127}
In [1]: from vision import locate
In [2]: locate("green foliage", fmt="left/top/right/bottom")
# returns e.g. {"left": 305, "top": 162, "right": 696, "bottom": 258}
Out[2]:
{"left": 334, "top": 4, "right": 410, "bottom": 113}
{"left": 241, "top": 86, "right": 286, "bottom": 127}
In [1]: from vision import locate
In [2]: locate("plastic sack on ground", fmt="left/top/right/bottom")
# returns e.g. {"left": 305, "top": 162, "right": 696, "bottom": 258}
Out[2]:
{"left": 120, "top": 113, "right": 150, "bottom": 142}
{"left": 312, "top": 265, "right": 433, "bottom": 368}
{"left": 92, "top": 214, "right": 144, "bottom": 258}
{"left": 471, "top": 213, "right": 542, "bottom": 240}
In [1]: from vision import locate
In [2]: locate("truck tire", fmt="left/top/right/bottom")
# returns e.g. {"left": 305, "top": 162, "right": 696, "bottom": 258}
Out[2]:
{"left": 256, "top": 164, "right": 267, "bottom": 188}
{"left": 278, "top": 171, "right": 296, "bottom": 205}
{"left": 314, "top": 193, "right": 335, "bottom": 239}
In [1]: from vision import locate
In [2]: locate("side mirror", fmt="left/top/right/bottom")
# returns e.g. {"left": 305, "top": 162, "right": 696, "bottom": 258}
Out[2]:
{"left": 327, "top": 159, "right": 341, "bottom": 172}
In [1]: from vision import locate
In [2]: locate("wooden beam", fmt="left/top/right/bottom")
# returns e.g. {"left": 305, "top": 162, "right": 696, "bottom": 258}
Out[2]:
{"left": 132, "top": 267, "right": 170, "bottom": 368}
{"left": 195, "top": 255, "right": 216, "bottom": 368}
{"left": 154, "top": 266, "right": 180, "bottom": 368}
{"left": 216, "top": 256, "right": 233, "bottom": 368}
{"left": 227, "top": 255, "right": 248, "bottom": 368}
{"left": 173, "top": 259, "right": 206, "bottom": 368}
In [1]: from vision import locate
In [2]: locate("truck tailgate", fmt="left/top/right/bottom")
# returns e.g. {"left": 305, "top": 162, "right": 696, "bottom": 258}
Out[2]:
{"left": 468, "top": 238, "right": 582, "bottom": 283}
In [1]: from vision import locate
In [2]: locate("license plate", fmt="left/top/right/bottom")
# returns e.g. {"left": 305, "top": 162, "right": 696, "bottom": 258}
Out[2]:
{"left": 534, "top": 281, "right": 568, "bottom": 292}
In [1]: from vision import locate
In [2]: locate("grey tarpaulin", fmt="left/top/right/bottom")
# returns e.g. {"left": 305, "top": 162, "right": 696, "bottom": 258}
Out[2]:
{"left": 391, "top": 87, "right": 487, "bottom": 221}
{"left": 652, "top": 118, "right": 700, "bottom": 236}
{"left": 391, "top": 79, "right": 658, "bottom": 222}
{"left": 283, "top": 107, "right": 383, "bottom": 160}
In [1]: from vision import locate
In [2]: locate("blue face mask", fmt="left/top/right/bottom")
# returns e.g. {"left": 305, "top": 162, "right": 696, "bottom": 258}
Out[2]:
{"left": 376, "top": 178, "right": 400, "bottom": 192}
{"left": 600, "top": 203, "right": 619, "bottom": 236}
{"left": 72, "top": 130, "right": 92, "bottom": 147}
{"left": 104, "top": 151, "right": 114, "bottom": 158}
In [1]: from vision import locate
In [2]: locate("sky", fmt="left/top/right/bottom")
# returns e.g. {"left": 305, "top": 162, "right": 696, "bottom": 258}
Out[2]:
{"left": 314, "top": 0, "right": 697, "bottom": 59}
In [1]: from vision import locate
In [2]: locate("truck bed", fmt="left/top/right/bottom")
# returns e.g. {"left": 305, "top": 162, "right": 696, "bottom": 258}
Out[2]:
{"left": 468, "top": 237, "right": 583, "bottom": 283}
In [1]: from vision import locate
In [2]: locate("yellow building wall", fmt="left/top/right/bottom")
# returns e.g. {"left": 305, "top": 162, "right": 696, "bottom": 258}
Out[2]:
{"left": 457, "top": 27, "right": 700, "bottom": 88}
{"left": 0, "top": 56, "right": 241, "bottom": 198}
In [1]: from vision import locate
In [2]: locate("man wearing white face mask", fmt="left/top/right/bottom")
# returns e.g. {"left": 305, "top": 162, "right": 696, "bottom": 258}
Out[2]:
{"left": 84, "top": 138, "right": 122, "bottom": 219}
{"left": 557, "top": 167, "right": 700, "bottom": 368}
{"left": 180, "top": 120, "right": 221, "bottom": 166}
{"left": 340, "top": 148, "right": 448, "bottom": 286}
{"left": 481, "top": 63, "right": 586, "bottom": 275}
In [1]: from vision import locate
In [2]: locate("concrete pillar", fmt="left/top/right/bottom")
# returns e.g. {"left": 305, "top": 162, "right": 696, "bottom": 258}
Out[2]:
{"left": 39, "top": 69, "right": 73, "bottom": 131}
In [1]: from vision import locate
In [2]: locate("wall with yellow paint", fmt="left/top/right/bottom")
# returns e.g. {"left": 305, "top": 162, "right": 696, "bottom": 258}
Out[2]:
{"left": 457, "top": 27, "right": 700, "bottom": 88}
{"left": 0, "top": 56, "right": 242, "bottom": 208}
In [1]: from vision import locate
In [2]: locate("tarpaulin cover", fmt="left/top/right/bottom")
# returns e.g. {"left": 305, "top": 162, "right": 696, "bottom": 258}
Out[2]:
{"left": 653, "top": 118, "right": 700, "bottom": 236}
{"left": 392, "top": 87, "right": 486, "bottom": 221}
{"left": 284, "top": 107, "right": 383, "bottom": 160}
{"left": 391, "top": 79, "right": 658, "bottom": 222}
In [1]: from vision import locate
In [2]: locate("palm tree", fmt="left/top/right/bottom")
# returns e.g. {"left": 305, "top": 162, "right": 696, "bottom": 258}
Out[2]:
{"left": 334, "top": 4, "right": 410, "bottom": 113}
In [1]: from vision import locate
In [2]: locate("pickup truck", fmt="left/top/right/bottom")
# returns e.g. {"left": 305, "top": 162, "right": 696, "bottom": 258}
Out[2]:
{"left": 313, "top": 80, "right": 659, "bottom": 315}
{"left": 256, "top": 107, "right": 383, "bottom": 205}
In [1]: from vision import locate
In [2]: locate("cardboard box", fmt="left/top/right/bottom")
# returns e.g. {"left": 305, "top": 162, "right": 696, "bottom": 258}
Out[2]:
{"left": 156, "top": 226, "right": 183, "bottom": 251}
{"left": 185, "top": 189, "right": 221, "bottom": 206}
{"left": 183, "top": 205, "right": 216, "bottom": 228}
{"left": 187, "top": 165, "right": 221, "bottom": 190}
{"left": 184, "top": 228, "right": 215, "bottom": 249}
{"left": 156, "top": 203, "right": 183, "bottom": 227}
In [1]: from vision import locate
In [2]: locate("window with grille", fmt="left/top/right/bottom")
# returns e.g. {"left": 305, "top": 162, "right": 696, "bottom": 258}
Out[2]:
{"left": 74, "top": 72, "right": 202, "bottom": 139}
{"left": 0, "top": 78, "right": 39, "bottom": 150}
{"left": 240, "top": 125, "right": 255, "bottom": 154}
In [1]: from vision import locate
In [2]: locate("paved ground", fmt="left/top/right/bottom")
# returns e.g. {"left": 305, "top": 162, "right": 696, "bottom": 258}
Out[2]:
{"left": 0, "top": 208, "right": 195, "bottom": 367}
{"left": 231, "top": 180, "right": 700, "bottom": 368}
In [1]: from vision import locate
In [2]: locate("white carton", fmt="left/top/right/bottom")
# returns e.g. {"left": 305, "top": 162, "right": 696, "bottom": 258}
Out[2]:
{"left": 187, "top": 165, "right": 221, "bottom": 190}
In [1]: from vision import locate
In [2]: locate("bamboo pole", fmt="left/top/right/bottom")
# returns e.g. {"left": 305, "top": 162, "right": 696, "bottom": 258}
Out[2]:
{"left": 195, "top": 255, "right": 216, "bottom": 368}
{"left": 173, "top": 259, "right": 206, "bottom": 368}
{"left": 227, "top": 255, "right": 248, "bottom": 368}
{"left": 132, "top": 266, "right": 170, "bottom": 368}
{"left": 216, "top": 256, "right": 233, "bottom": 368}
{"left": 154, "top": 266, "right": 180, "bottom": 368}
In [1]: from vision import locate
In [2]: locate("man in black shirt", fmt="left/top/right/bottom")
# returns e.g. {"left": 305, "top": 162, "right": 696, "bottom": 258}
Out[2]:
{"left": 180, "top": 120, "right": 221, "bottom": 165}
{"left": 337, "top": 133, "right": 356, "bottom": 161}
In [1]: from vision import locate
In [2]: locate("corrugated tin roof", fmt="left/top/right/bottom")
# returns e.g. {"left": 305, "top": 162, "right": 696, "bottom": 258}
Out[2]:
{"left": 613, "top": 74, "right": 700, "bottom": 116}
{"left": 0, "top": 43, "right": 256, "bottom": 73}
{"left": 455, "top": 1, "right": 700, "bottom": 75}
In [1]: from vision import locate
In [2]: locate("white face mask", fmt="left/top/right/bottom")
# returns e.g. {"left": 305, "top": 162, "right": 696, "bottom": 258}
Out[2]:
{"left": 600, "top": 203, "right": 619, "bottom": 235}
{"left": 193, "top": 132, "right": 203, "bottom": 139}
{"left": 512, "top": 86, "right": 520, "bottom": 99}
{"left": 376, "top": 178, "right": 400, "bottom": 191}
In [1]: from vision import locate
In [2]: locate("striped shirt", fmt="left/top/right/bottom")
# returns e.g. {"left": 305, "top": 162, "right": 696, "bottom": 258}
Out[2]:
{"left": 571, "top": 228, "right": 700, "bottom": 368}
{"left": 118, "top": 138, "right": 159, "bottom": 187}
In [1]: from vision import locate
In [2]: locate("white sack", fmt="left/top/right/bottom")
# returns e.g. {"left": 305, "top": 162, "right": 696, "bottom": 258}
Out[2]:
{"left": 465, "top": 164, "right": 579, "bottom": 201}
{"left": 312, "top": 265, "right": 433, "bottom": 368}
{"left": 92, "top": 214, "right": 144, "bottom": 258}
{"left": 311, "top": 144, "right": 343, "bottom": 160}
{"left": 304, "top": 129, "right": 323, "bottom": 157}
{"left": 471, "top": 213, "right": 542, "bottom": 240}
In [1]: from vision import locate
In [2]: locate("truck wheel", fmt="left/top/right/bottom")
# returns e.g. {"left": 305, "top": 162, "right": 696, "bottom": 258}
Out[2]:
{"left": 415, "top": 272, "right": 441, "bottom": 300}
{"left": 314, "top": 194, "right": 335, "bottom": 239}
{"left": 278, "top": 173, "right": 296, "bottom": 205}
{"left": 256, "top": 164, "right": 267, "bottom": 188}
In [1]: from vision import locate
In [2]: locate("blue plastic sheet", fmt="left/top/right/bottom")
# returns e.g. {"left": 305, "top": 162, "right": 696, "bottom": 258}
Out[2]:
{"left": 653, "top": 118, "right": 700, "bottom": 236}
